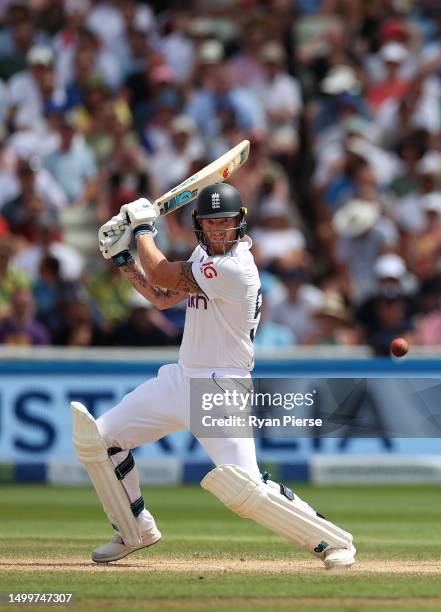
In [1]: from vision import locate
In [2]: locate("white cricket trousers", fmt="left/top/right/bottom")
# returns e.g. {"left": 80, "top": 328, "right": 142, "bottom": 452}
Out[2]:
{"left": 96, "top": 363, "right": 260, "bottom": 534}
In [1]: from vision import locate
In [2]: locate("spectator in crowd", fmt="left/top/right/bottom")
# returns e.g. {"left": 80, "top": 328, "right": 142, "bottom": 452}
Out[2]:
{"left": 0, "top": 285, "right": 50, "bottom": 345}
{"left": 391, "top": 151, "right": 441, "bottom": 233}
{"left": 53, "top": 0, "right": 92, "bottom": 91}
{"left": 227, "top": 16, "right": 265, "bottom": 88}
{"left": 255, "top": 41, "right": 303, "bottom": 158}
{"left": 229, "top": 135, "right": 289, "bottom": 215}
{"left": 309, "top": 291, "right": 357, "bottom": 346}
{"left": 42, "top": 113, "right": 98, "bottom": 207}
{"left": 0, "top": 156, "right": 66, "bottom": 212}
{"left": 4, "top": 193, "right": 58, "bottom": 242}
{"left": 270, "top": 267, "right": 324, "bottom": 344}
{"left": 85, "top": 259, "right": 133, "bottom": 329}
{"left": 0, "top": 5, "right": 40, "bottom": 80}
{"left": 186, "top": 50, "right": 265, "bottom": 138}
{"left": 251, "top": 199, "right": 307, "bottom": 272}
{"left": 53, "top": 287, "right": 109, "bottom": 347}
{"left": 358, "top": 288, "right": 414, "bottom": 356}
{"left": 370, "top": 253, "right": 417, "bottom": 299}
{"left": 367, "top": 42, "right": 411, "bottom": 114}
{"left": 140, "top": 65, "right": 184, "bottom": 154}
{"left": 32, "top": 254, "right": 79, "bottom": 338}
{"left": 72, "top": 76, "right": 133, "bottom": 166}
{"left": 414, "top": 274, "right": 441, "bottom": 345}
{"left": 0, "top": 234, "right": 29, "bottom": 320}
{"left": 62, "top": 26, "right": 122, "bottom": 94}
{"left": 112, "top": 290, "right": 180, "bottom": 347}
{"left": 156, "top": 10, "right": 194, "bottom": 84}
{"left": 149, "top": 114, "right": 204, "bottom": 195}
{"left": 333, "top": 198, "right": 399, "bottom": 302}
{"left": 406, "top": 193, "right": 441, "bottom": 281}
{"left": 12, "top": 217, "right": 83, "bottom": 282}
{"left": 123, "top": 47, "right": 163, "bottom": 133}
{"left": 105, "top": 138, "right": 155, "bottom": 217}
{"left": 86, "top": 0, "right": 153, "bottom": 57}
{"left": 311, "top": 65, "right": 369, "bottom": 150}
{"left": 6, "top": 45, "right": 64, "bottom": 131}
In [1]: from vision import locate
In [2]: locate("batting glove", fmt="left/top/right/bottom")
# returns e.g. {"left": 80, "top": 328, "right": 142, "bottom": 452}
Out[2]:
{"left": 98, "top": 213, "right": 133, "bottom": 266}
{"left": 120, "top": 198, "right": 160, "bottom": 240}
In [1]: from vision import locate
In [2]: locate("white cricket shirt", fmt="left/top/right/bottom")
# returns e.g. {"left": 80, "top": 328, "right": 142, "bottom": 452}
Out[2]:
{"left": 178, "top": 236, "right": 261, "bottom": 374}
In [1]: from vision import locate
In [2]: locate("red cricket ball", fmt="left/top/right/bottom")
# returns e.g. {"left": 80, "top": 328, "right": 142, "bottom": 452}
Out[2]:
{"left": 390, "top": 337, "right": 409, "bottom": 357}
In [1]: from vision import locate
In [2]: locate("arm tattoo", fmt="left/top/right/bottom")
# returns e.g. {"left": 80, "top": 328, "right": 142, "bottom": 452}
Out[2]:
{"left": 152, "top": 285, "right": 181, "bottom": 298}
{"left": 121, "top": 259, "right": 149, "bottom": 289}
{"left": 174, "top": 262, "right": 203, "bottom": 294}
{"left": 120, "top": 259, "right": 183, "bottom": 306}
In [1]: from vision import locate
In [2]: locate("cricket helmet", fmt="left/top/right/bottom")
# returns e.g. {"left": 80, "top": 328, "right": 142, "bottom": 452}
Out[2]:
{"left": 192, "top": 183, "right": 247, "bottom": 252}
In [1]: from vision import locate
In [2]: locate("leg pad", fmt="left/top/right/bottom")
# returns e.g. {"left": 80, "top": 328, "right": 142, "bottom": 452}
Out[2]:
{"left": 201, "top": 464, "right": 353, "bottom": 558}
{"left": 71, "top": 402, "right": 143, "bottom": 546}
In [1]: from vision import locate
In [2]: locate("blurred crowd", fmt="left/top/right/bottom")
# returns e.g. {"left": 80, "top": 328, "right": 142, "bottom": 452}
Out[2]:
{"left": 0, "top": 0, "right": 441, "bottom": 355}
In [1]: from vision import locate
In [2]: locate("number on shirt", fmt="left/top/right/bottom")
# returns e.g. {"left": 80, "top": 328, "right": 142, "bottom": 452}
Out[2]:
{"left": 250, "top": 287, "right": 262, "bottom": 341}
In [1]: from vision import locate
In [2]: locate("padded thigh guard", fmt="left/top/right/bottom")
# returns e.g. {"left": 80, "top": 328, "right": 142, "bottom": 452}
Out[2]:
{"left": 201, "top": 465, "right": 353, "bottom": 558}
{"left": 71, "top": 402, "right": 143, "bottom": 546}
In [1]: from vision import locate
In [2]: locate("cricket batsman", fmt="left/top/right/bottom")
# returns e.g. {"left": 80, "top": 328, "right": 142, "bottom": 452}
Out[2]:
{"left": 71, "top": 183, "right": 356, "bottom": 568}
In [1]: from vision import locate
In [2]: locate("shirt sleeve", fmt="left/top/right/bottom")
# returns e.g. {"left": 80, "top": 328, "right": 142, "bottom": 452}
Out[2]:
{"left": 191, "top": 256, "right": 247, "bottom": 302}
{"left": 187, "top": 247, "right": 200, "bottom": 263}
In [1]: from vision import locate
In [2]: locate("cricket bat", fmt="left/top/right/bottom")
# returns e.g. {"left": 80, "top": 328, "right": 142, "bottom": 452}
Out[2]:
{"left": 151, "top": 139, "right": 249, "bottom": 217}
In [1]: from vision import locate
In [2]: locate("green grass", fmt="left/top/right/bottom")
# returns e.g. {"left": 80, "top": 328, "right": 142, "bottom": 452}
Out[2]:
{"left": 0, "top": 485, "right": 440, "bottom": 611}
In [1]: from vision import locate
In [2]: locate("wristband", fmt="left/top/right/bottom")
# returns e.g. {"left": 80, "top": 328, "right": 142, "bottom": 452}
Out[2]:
{"left": 111, "top": 251, "right": 134, "bottom": 267}
{"left": 133, "top": 224, "right": 157, "bottom": 240}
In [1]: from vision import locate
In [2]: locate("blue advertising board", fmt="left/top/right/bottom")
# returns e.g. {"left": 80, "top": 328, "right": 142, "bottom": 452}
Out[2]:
{"left": 0, "top": 357, "right": 440, "bottom": 483}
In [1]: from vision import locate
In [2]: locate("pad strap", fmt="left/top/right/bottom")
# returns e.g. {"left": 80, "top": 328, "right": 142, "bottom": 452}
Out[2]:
{"left": 108, "top": 448, "right": 144, "bottom": 517}
{"left": 108, "top": 447, "right": 135, "bottom": 481}
{"left": 130, "top": 496, "right": 145, "bottom": 517}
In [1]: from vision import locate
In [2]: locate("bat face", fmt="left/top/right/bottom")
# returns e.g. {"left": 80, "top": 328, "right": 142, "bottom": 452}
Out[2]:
{"left": 155, "top": 140, "right": 250, "bottom": 217}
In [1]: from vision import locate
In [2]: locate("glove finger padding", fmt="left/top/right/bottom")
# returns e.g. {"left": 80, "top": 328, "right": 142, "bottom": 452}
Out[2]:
{"left": 121, "top": 198, "right": 160, "bottom": 229}
{"left": 98, "top": 223, "right": 132, "bottom": 259}
{"left": 100, "top": 213, "right": 129, "bottom": 238}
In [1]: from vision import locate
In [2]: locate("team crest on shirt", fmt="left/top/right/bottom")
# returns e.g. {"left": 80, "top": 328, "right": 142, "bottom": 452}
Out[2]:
{"left": 211, "top": 193, "right": 221, "bottom": 208}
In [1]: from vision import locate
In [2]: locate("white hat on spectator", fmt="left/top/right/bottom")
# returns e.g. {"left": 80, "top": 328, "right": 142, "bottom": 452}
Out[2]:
{"left": 333, "top": 199, "right": 380, "bottom": 237}
{"left": 321, "top": 65, "right": 360, "bottom": 95}
{"left": 170, "top": 115, "right": 197, "bottom": 135}
{"left": 417, "top": 151, "right": 441, "bottom": 176}
{"left": 260, "top": 199, "right": 290, "bottom": 220}
{"left": 421, "top": 192, "right": 441, "bottom": 214}
{"left": 380, "top": 42, "right": 409, "bottom": 63}
{"left": 313, "top": 291, "right": 350, "bottom": 324}
{"left": 187, "top": 17, "right": 214, "bottom": 38}
{"left": 27, "top": 46, "right": 53, "bottom": 66}
{"left": 374, "top": 254, "right": 406, "bottom": 279}
{"left": 343, "top": 116, "right": 371, "bottom": 138}
{"left": 259, "top": 42, "right": 285, "bottom": 64}
{"left": 345, "top": 137, "right": 371, "bottom": 160}
{"left": 198, "top": 40, "right": 224, "bottom": 64}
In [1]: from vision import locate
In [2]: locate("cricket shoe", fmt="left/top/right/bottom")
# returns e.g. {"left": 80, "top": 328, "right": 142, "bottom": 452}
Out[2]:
{"left": 92, "top": 527, "right": 161, "bottom": 563}
{"left": 323, "top": 544, "right": 356, "bottom": 570}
